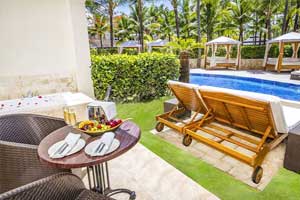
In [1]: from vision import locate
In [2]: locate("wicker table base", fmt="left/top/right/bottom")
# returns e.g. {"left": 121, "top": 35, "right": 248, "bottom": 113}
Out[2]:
{"left": 87, "top": 162, "right": 136, "bottom": 200}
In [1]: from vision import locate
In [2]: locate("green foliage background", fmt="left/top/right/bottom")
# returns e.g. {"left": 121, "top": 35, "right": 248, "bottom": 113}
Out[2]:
{"left": 91, "top": 53, "right": 180, "bottom": 102}
{"left": 91, "top": 45, "right": 297, "bottom": 59}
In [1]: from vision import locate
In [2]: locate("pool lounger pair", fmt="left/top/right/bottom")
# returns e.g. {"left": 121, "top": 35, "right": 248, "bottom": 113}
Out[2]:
{"left": 155, "top": 80, "right": 300, "bottom": 184}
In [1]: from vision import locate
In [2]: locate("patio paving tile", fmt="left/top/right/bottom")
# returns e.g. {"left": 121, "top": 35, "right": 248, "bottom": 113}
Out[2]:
{"left": 82, "top": 143, "right": 219, "bottom": 200}
{"left": 154, "top": 125, "right": 285, "bottom": 190}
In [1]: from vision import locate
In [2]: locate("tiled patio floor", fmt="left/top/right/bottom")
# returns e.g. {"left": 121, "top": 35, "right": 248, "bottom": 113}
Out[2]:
{"left": 82, "top": 143, "right": 219, "bottom": 200}
{"left": 152, "top": 124, "right": 285, "bottom": 190}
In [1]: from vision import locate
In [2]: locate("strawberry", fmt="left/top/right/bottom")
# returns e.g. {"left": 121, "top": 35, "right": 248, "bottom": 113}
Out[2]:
{"left": 97, "top": 124, "right": 102, "bottom": 129}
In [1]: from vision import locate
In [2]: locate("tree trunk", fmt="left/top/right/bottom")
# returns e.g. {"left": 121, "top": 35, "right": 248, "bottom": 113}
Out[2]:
{"left": 266, "top": 13, "right": 271, "bottom": 40}
{"left": 179, "top": 51, "right": 190, "bottom": 83}
{"left": 294, "top": 0, "right": 300, "bottom": 31}
{"left": 196, "top": 0, "right": 201, "bottom": 68}
{"left": 100, "top": 34, "right": 103, "bottom": 48}
{"left": 172, "top": 0, "right": 180, "bottom": 38}
{"left": 259, "top": 31, "right": 262, "bottom": 45}
{"left": 206, "top": 3, "right": 213, "bottom": 41}
{"left": 266, "top": 7, "right": 272, "bottom": 40}
{"left": 282, "top": 0, "right": 289, "bottom": 34}
{"left": 138, "top": 0, "right": 144, "bottom": 51}
{"left": 239, "top": 23, "right": 243, "bottom": 43}
{"left": 109, "top": 1, "right": 114, "bottom": 48}
{"left": 254, "top": 13, "right": 258, "bottom": 45}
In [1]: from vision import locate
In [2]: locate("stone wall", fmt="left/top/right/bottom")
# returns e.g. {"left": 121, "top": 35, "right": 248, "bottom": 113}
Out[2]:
{"left": 0, "top": 73, "right": 77, "bottom": 100}
{"left": 189, "top": 58, "right": 264, "bottom": 70}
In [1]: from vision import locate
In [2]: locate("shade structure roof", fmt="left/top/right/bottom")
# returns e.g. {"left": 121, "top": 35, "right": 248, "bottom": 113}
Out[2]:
{"left": 267, "top": 32, "right": 300, "bottom": 44}
{"left": 206, "top": 36, "right": 241, "bottom": 45}
{"left": 119, "top": 40, "right": 141, "bottom": 47}
{"left": 147, "top": 39, "right": 168, "bottom": 47}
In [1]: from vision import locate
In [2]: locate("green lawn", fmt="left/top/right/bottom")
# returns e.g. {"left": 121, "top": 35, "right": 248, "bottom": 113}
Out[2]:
{"left": 117, "top": 97, "right": 300, "bottom": 200}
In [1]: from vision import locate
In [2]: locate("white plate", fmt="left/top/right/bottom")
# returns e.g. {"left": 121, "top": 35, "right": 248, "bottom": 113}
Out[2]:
{"left": 85, "top": 139, "right": 120, "bottom": 157}
{"left": 48, "top": 139, "right": 86, "bottom": 159}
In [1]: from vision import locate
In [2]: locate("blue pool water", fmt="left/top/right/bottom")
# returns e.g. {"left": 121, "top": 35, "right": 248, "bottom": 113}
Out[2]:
{"left": 190, "top": 73, "right": 300, "bottom": 101}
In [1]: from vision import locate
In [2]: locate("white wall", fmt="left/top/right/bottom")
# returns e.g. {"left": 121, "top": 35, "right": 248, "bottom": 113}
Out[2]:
{"left": 0, "top": 0, "right": 94, "bottom": 98}
{"left": 68, "top": 0, "right": 94, "bottom": 96}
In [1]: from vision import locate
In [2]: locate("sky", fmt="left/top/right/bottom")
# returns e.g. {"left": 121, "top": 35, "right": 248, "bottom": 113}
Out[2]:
{"left": 116, "top": 1, "right": 173, "bottom": 15}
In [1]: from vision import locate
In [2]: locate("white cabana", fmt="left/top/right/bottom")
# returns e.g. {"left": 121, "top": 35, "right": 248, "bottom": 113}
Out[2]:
{"left": 118, "top": 41, "right": 141, "bottom": 54}
{"left": 204, "top": 36, "right": 241, "bottom": 70}
{"left": 147, "top": 39, "right": 168, "bottom": 52}
{"left": 264, "top": 32, "right": 300, "bottom": 73}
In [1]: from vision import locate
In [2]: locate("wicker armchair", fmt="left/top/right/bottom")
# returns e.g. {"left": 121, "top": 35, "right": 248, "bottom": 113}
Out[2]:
{"left": 0, "top": 114, "right": 69, "bottom": 193}
{"left": 0, "top": 173, "right": 114, "bottom": 200}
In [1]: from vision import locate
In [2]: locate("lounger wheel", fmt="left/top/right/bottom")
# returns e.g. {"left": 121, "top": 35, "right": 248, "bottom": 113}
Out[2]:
{"left": 182, "top": 135, "right": 192, "bottom": 146}
{"left": 252, "top": 166, "right": 263, "bottom": 184}
{"left": 155, "top": 122, "right": 164, "bottom": 132}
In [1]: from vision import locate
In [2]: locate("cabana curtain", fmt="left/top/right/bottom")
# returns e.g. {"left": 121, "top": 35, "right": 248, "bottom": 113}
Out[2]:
{"left": 264, "top": 32, "right": 300, "bottom": 72}
{"left": 205, "top": 36, "right": 241, "bottom": 70}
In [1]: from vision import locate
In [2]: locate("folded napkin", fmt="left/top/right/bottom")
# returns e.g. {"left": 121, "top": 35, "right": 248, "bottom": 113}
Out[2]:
{"left": 91, "top": 132, "right": 115, "bottom": 156}
{"left": 49, "top": 133, "right": 81, "bottom": 159}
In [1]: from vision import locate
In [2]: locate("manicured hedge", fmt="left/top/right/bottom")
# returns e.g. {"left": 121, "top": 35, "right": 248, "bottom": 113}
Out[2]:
{"left": 207, "top": 45, "right": 296, "bottom": 59}
{"left": 91, "top": 53, "right": 180, "bottom": 102}
{"left": 93, "top": 45, "right": 298, "bottom": 60}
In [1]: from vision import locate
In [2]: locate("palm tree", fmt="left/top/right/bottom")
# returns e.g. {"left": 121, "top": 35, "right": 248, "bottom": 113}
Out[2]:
{"left": 115, "top": 15, "right": 135, "bottom": 43}
{"left": 259, "top": 0, "right": 281, "bottom": 40}
{"left": 137, "top": 0, "right": 144, "bottom": 50}
{"left": 89, "top": 14, "right": 108, "bottom": 47}
{"left": 159, "top": 6, "right": 173, "bottom": 41}
{"left": 91, "top": 0, "right": 127, "bottom": 48}
{"left": 282, "top": 0, "right": 289, "bottom": 34}
{"left": 294, "top": 0, "right": 300, "bottom": 31}
{"left": 170, "top": 0, "right": 180, "bottom": 38}
{"left": 201, "top": 0, "right": 221, "bottom": 41}
{"left": 228, "top": 0, "right": 252, "bottom": 43}
{"left": 180, "top": 0, "right": 196, "bottom": 39}
{"left": 196, "top": 0, "right": 202, "bottom": 64}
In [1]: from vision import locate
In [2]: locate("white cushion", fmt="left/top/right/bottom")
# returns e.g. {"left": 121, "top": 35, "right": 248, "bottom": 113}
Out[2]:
{"left": 282, "top": 105, "right": 300, "bottom": 131}
{"left": 199, "top": 86, "right": 289, "bottom": 133}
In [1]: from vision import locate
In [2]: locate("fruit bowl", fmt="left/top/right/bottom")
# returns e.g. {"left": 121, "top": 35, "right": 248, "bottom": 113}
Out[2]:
{"left": 74, "top": 119, "right": 124, "bottom": 137}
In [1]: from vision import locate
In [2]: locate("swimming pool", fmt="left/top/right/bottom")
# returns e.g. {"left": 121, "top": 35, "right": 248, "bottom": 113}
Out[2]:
{"left": 190, "top": 73, "right": 300, "bottom": 101}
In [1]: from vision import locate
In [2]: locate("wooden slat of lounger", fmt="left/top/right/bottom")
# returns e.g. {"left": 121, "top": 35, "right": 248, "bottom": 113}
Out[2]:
{"left": 186, "top": 129, "right": 254, "bottom": 165}
{"left": 200, "top": 90, "right": 276, "bottom": 138}
{"left": 202, "top": 95, "right": 265, "bottom": 111}
{"left": 207, "top": 124, "right": 260, "bottom": 145}
{"left": 198, "top": 127, "right": 258, "bottom": 153}
{"left": 168, "top": 84, "right": 206, "bottom": 113}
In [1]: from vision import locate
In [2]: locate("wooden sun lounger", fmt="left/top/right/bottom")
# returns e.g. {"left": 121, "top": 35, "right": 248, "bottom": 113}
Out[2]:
{"left": 184, "top": 88, "right": 288, "bottom": 184}
{"left": 155, "top": 81, "right": 212, "bottom": 140}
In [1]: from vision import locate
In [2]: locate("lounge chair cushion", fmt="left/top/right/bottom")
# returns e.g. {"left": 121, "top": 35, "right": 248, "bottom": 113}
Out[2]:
{"left": 199, "top": 86, "right": 289, "bottom": 133}
{"left": 282, "top": 105, "right": 300, "bottom": 131}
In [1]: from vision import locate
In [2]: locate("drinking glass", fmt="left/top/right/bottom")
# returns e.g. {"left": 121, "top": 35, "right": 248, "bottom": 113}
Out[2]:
{"left": 68, "top": 108, "right": 77, "bottom": 126}
{"left": 63, "top": 107, "right": 70, "bottom": 125}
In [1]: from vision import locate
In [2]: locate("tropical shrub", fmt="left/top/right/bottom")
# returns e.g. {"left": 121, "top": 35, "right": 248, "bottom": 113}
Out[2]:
{"left": 92, "top": 45, "right": 298, "bottom": 60}
{"left": 91, "top": 53, "right": 180, "bottom": 102}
